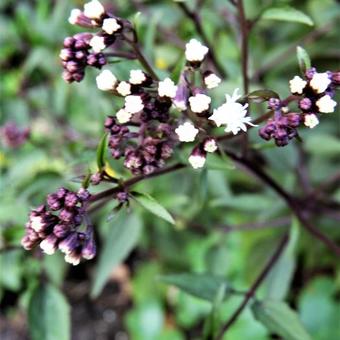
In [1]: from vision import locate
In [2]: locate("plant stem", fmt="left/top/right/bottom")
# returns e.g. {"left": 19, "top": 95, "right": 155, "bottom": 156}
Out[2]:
{"left": 236, "top": 0, "right": 249, "bottom": 94}
{"left": 216, "top": 233, "right": 289, "bottom": 339}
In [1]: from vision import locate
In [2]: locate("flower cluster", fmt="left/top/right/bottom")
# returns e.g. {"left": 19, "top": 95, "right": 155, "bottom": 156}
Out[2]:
{"left": 259, "top": 69, "right": 339, "bottom": 146}
{"left": 21, "top": 187, "right": 95, "bottom": 265}
{"left": 0, "top": 122, "right": 30, "bottom": 148}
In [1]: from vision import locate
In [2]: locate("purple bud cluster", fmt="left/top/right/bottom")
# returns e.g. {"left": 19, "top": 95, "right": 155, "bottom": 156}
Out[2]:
{"left": 0, "top": 122, "right": 30, "bottom": 148}
{"left": 60, "top": 33, "right": 106, "bottom": 83}
{"left": 104, "top": 116, "right": 175, "bottom": 175}
{"left": 259, "top": 111, "right": 301, "bottom": 147}
{"left": 21, "top": 187, "right": 95, "bottom": 265}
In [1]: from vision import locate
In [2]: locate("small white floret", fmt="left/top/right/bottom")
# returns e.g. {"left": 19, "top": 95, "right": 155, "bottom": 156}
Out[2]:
{"left": 116, "top": 81, "right": 131, "bottom": 96}
{"left": 124, "top": 95, "right": 144, "bottom": 114}
{"left": 89, "top": 36, "right": 106, "bottom": 53}
{"left": 158, "top": 78, "right": 178, "bottom": 98}
{"left": 96, "top": 70, "right": 117, "bottom": 91}
{"left": 316, "top": 95, "right": 337, "bottom": 113}
{"left": 102, "top": 18, "right": 121, "bottom": 34}
{"left": 204, "top": 73, "right": 221, "bottom": 89}
{"left": 310, "top": 72, "right": 331, "bottom": 94}
{"left": 185, "top": 39, "right": 209, "bottom": 62}
{"left": 304, "top": 114, "right": 319, "bottom": 128}
{"left": 175, "top": 122, "right": 199, "bottom": 142}
{"left": 189, "top": 94, "right": 211, "bottom": 113}
{"left": 84, "top": 0, "right": 105, "bottom": 19}
{"left": 68, "top": 9, "right": 82, "bottom": 25}
{"left": 188, "top": 154, "right": 206, "bottom": 169}
{"left": 289, "top": 75, "right": 307, "bottom": 94}
{"left": 116, "top": 108, "right": 132, "bottom": 124}
{"left": 129, "top": 69, "right": 146, "bottom": 85}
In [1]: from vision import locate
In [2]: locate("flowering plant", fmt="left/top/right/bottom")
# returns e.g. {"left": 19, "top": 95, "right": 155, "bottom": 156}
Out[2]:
{"left": 1, "top": 0, "right": 339, "bottom": 339}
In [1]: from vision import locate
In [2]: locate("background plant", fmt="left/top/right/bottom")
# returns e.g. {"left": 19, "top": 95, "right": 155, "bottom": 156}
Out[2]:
{"left": 0, "top": 0, "right": 339, "bottom": 339}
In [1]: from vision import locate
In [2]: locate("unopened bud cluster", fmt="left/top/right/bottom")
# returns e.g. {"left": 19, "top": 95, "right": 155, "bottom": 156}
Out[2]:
{"left": 0, "top": 122, "right": 30, "bottom": 148}
{"left": 21, "top": 187, "right": 95, "bottom": 265}
{"left": 260, "top": 68, "right": 339, "bottom": 146}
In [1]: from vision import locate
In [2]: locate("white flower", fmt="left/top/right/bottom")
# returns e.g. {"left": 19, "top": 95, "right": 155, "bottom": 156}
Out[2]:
{"left": 116, "top": 81, "right": 131, "bottom": 96}
{"left": 68, "top": 9, "right": 82, "bottom": 25}
{"left": 102, "top": 18, "right": 121, "bottom": 34}
{"left": 189, "top": 154, "right": 206, "bottom": 169}
{"left": 310, "top": 72, "right": 331, "bottom": 94}
{"left": 204, "top": 138, "right": 217, "bottom": 153}
{"left": 189, "top": 94, "right": 211, "bottom": 113}
{"left": 89, "top": 36, "right": 106, "bottom": 53}
{"left": 124, "top": 95, "right": 144, "bottom": 114}
{"left": 64, "top": 253, "right": 81, "bottom": 266}
{"left": 304, "top": 114, "right": 319, "bottom": 128}
{"left": 185, "top": 39, "right": 209, "bottom": 62}
{"left": 209, "top": 88, "right": 256, "bottom": 135}
{"left": 116, "top": 108, "right": 132, "bottom": 124}
{"left": 316, "top": 95, "right": 337, "bottom": 113}
{"left": 158, "top": 78, "right": 178, "bottom": 98}
{"left": 175, "top": 122, "right": 199, "bottom": 142}
{"left": 289, "top": 75, "right": 307, "bottom": 94}
{"left": 96, "top": 70, "right": 117, "bottom": 91}
{"left": 83, "top": 0, "right": 105, "bottom": 19}
{"left": 40, "top": 238, "right": 57, "bottom": 255}
{"left": 204, "top": 73, "right": 221, "bottom": 89}
{"left": 129, "top": 69, "right": 146, "bottom": 85}
{"left": 30, "top": 216, "right": 44, "bottom": 232}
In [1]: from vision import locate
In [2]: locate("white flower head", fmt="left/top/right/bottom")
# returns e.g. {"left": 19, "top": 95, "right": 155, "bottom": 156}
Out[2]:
{"left": 304, "top": 114, "right": 319, "bottom": 129}
{"left": 189, "top": 154, "right": 206, "bottom": 169}
{"left": 175, "top": 122, "right": 199, "bottom": 142}
{"left": 64, "top": 253, "right": 81, "bottom": 266}
{"left": 89, "top": 35, "right": 106, "bottom": 53}
{"left": 116, "top": 108, "right": 132, "bottom": 124}
{"left": 158, "top": 78, "right": 178, "bottom": 98}
{"left": 102, "top": 18, "right": 121, "bottom": 34}
{"left": 129, "top": 69, "right": 146, "bottom": 85}
{"left": 116, "top": 81, "right": 131, "bottom": 96}
{"left": 310, "top": 72, "right": 331, "bottom": 94}
{"left": 204, "top": 138, "right": 218, "bottom": 153}
{"left": 30, "top": 216, "right": 44, "bottom": 232}
{"left": 204, "top": 73, "right": 221, "bottom": 89}
{"left": 316, "top": 95, "right": 337, "bottom": 113}
{"left": 209, "top": 88, "right": 256, "bottom": 135}
{"left": 83, "top": 0, "right": 105, "bottom": 19}
{"left": 124, "top": 95, "right": 144, "bottom": 114}
{"left": 96, "top": 69, "right": 117, "bottom": 91}
{"left": 185, "top": 39, "right": 209, "bottom": 62}
{"left": 289, "top": 75, "right": 307, "bottom": 94}
{"left": 189, "top": 94, "right": 211, "bottom": 113}
{"left": 40, "top": 237, "right": 57, "bottom": 255}
{"left": 68, "top": 9, "right": 82, "bottom": 25}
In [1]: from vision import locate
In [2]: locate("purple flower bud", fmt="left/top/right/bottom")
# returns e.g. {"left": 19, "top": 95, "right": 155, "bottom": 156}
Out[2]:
{"left": 66, "top": 61, "right": 80, "bottom": 73}
{"left": 53, "top": 224, "right": 70, "bottom": 238}
{"left": 331, "top": 71, "right": 340, "bottom": 86}
{"left": 72, "top": 72, "right": 85, "bottom": 82}
{"left": 64, "top": 192, "right": 79, "bottom": 208}
{"left": 299, "top": 98, "right": 312, "bottom": 111}
{"left": 77, "top": 188, "right": 91, "bottom": 201}
{"left": 59, "top": 232, "right": 79, "bottom": 254}
{"left": 90, "top": 172, "right": 102, "bottom": 185}
{"left": 268, "top": 98, "right": 281, "bottom": 110}
{"left": 21, "top": 235, "right": 40, "bottom": 250}
{"left": 116, "top": 191, "right": 129, "bottom": 203}
{"left": 62, "top": 71, "right": 74, "bottom": 83}
{"left": 56, "top": 187, "right": 68, "bottom": 199}
{"left": 59, "top": 209, "right": 74, "bottom": 222}
{"left": 47, "top": 193, "right": 62, "bottom": 211}
{"left": 63, "top": 37, "right": 75, "bottom": 48}
{"left": 40, "top": 234, "right": 59, "bottom": 255}
{"left": 305, "top": 67, "right": 316, "bottom": 80}
{"left": 81, "top": 232, "right": 96, "bottom": 260}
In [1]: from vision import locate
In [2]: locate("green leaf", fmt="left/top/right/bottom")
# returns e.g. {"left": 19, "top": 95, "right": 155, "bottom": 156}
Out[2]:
{"left": 28, "top": 283, "right": 70, "bottom": 340}
{"left": 260, "top": 7, "right": 314, "bottom": 26}
{"left": 265, "top": 218, "right": 299, "bottom": 300}
{"left": 296, "top": 46, "right": 311, "bottom": 73}
{"left": 91, "top": 210, "right": 142, "bottom": 298}
{"left": 158, "top": 273, "right": 230, "bottom": 302}
{"left": 252, "top": 300, "right": 312, "bottom": 340}
{"left": 133, "top": 192, "right": 175, "bottom": 225}
{"left": 96, "top": 133, "right": 108, "bottom": 171}
{"left": 247, "top": 89, "right": 280, "bottom": 103}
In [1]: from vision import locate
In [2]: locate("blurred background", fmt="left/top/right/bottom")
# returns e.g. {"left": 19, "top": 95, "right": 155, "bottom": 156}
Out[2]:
{"left": 0, "top": 0, "right": 339, "bottom": 339}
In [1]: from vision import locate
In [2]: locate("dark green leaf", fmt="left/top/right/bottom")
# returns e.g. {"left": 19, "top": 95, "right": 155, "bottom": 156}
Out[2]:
{"left": 296, "top": 46, "right": 311, "bottom": 74}
{"left": 248, "top": 89, "right": 280, "bottom": 103}
{"left": 158, "top": 273, "right": 230, "bottom": 302}
{"left": 28, "top": 283, "right": 70, "bottom": 340}
{"left": 133, "top": 192, "right": 175, "bottom": 225}
{"left": 260, "top": 7, "right": 314, "bottom": 26}
{"left": 91, "top": 210, "right": 142, "bottom": 298}
{"left": 252, "top": 300, "right": 312, "bottom": 340}
{"left": 96, "top": 133, "right": 108, "bottom": 171}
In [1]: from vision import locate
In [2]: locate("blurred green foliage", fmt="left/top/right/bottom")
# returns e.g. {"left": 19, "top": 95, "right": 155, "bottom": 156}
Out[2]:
{"left": 0, "top": 0, "right": 339, "bottom": 339}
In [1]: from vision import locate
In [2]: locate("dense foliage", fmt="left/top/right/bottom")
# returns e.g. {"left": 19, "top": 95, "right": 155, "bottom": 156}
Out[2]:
{"left": 0, "top": 0, "right": 339, "bottom": 339}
